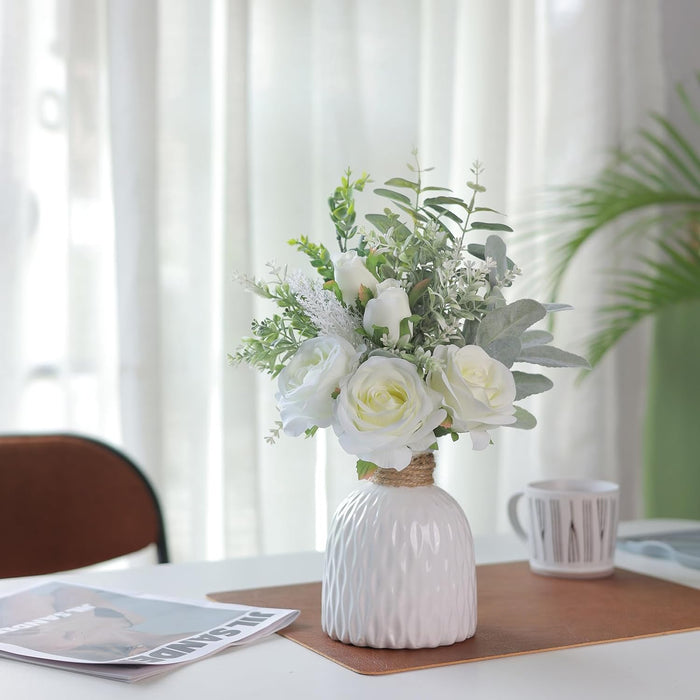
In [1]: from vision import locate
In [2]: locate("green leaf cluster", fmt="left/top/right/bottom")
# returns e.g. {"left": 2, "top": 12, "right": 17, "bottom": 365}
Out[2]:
{"left": 356, "top": 158, "right": 520, "bottom": 355}
{"left": 287, "top": 237, "right": 335, "bottom": 281}
{"left": 228, "top": 266, "right": 320, "bottom": 376}
{"left": 329, "top": 169, "right": 371, "bottom": 252}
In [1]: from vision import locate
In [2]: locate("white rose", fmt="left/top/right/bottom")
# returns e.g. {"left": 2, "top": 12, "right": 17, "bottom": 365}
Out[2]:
{"left": 332, "top": 251, "right": 378, "bottom": 305}
{"left": 428, "top": 344, "right": 516, "bottom": 450}
{"left": 332, "top": 356, "right": 446, "bottom": 469}
{"left": 362, "top": 279, "right": 412, "bottom": 344}
{"left": 276, "top": 336, "right": 358, "bottom": 437}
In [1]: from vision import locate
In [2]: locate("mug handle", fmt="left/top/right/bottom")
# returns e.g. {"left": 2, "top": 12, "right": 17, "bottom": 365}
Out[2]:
{"left": 507, "top": 491, "right": 528, "bottom": 541}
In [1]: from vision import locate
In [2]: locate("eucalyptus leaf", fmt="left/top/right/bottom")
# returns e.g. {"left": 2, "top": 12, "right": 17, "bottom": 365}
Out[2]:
{"left": 365, "top": 213, "right": 393, "bottom": 233}
{"left": 395, "top": 202, "right": 429, "bottom": 222}
{"left": 520, "top": 330, "right": 554, "bottom": 348}
{"left": 471, "top": 221, "right": 514, "bottom": 232}
{"left": 512, "top": 371, "right": 554, "bottom": 400}
{"left": 422, "top": 202, "right": 464, "bottom": 225}
{"left": 517, "top": 344, "right": 590, "bottom": 368}
{"left": 365, "top": 213, "right": 411, "bottom": 238}
{"left": 384, "top": 177, "right": 419, "bottom": 191}
{"left": 476, "top": 299, "right": 547, "bottom": 348}
{"left": 424, "top": 196, "right": 472, "bottom": 209}
{"left": 484, "top": 336, "right": 521, "bottom": 368}
{"left": 374, "top": 188, "right": 412, "bottom": 205}
{"left": 473, "top": 206, "right": 504, "bottom": 215}
{"left": 509, "top": 405, "right": 537, "bottom": 430}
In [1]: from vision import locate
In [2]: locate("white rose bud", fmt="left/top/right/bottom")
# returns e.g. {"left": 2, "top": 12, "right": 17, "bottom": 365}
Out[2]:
{"left": 276, "top": 336, "right": 358, "bottom": 437}
{"left": 362, "top": 279, "right": 412, "bottom": 344}
{"left": 332, "top": 356, "right": 446, "bottom": 470}
{"left": 428, "top": 344, "right": 516, "bottom": 450}
{"left": 332, "top": 251, "right": 378, "bottom": 305}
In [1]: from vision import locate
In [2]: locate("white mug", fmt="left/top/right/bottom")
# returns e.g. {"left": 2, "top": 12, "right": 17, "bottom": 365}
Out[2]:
{"left": 507, "top": 478, "right": 619, "bottom": 578}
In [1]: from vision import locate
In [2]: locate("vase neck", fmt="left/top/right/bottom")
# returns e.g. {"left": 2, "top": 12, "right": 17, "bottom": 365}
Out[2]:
{"left": 370, "top": 453, "right": 435, "bottom": 487}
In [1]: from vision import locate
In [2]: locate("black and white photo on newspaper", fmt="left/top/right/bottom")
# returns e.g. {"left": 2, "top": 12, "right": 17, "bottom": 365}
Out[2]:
{"left": 0, "top": 581, "right": 299, "bottom": 681}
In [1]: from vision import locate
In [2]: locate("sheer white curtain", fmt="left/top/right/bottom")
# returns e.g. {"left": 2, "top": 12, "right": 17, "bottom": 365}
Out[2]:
{"left": 0, "top": 0, "right": 668, "bottom": 562}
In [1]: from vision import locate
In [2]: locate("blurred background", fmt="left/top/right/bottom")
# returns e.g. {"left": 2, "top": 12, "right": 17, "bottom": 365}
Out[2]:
{"left": 1, "top": 0, "right": 699, "bottom": 564}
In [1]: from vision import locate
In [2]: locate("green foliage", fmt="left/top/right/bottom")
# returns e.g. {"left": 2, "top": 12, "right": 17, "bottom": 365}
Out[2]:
{"left": 547, "top": 74, "right": 700, "bottom": 369}
{"left": 229, "top": 264, "right": 320, "bottom": 376}
{"left": 328, "top": 169, "right": 372, "bottom": 252}
{"left": 233, "top": 156, "right": 589, "bottom": 383}
{"left": 586, "top": 232, "right": 700, "bottom": 367}
{"left": 512, "top": 371, "right": 554, "bottom": 400}
{"left": 232, "top": 155, "right": 587, "bottom": 464}
{"left": 288, "top": 237, "right": 335, "bottom": 281}
{"left": 358, "top": 156, "right": 522, "bottom": 355}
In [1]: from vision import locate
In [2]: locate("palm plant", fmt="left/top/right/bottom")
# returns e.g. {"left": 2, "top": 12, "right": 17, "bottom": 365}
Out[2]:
{"left": 548, "top": 76, "right": 700, "bottom": 369}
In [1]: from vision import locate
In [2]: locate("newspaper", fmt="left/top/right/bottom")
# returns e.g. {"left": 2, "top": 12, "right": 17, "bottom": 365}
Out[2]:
{"left": 0, "top": 581, "right": 299, "bottom": 682}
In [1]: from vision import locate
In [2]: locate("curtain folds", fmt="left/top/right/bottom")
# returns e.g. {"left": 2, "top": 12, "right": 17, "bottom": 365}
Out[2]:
{"left": 0, "top": 0, "right": 676, "bottom": 563}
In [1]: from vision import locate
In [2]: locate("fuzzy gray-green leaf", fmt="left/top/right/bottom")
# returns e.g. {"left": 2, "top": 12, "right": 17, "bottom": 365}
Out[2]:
{"left": 467, "top": 243, "right": 517, "bottom": 270}
{"left": 485, "top": 234, "right": 507, "bottom": 284}
{"left": 509, "top": 406, "right": 537, "bottom": 430}
{"left": 512, "top": 371, "right": 554, "bottom": 400}
{"left": 484, "top": 336, "right": 521, "bottom": 368}
{"left": 517, "top": 344, "right": 590, "bottom": 368}
{"left": 475, "top": 299, "right": 547, "bottom": 348}
{"left": 520, "top": 330, "right": 554, "bottom": 348}
{"left": 542, "top": 303, "right": 574, "bottom": 313}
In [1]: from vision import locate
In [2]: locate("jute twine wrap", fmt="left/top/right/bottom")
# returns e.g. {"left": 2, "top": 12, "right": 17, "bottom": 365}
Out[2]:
{"left": 370, "top": 452, "right": 435, "bottom": 487}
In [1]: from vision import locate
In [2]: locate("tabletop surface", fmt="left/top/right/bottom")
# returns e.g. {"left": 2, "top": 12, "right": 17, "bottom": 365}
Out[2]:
{"left": 1, "top": 519, "right": 699, "bottom": 700}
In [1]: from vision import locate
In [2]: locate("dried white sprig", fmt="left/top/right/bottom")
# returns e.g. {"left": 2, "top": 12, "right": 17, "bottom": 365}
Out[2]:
{"left": 286, "top": 270, "right": 363, "bottom": 348}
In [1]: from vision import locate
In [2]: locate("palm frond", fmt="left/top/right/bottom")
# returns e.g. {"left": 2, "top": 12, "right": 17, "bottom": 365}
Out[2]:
{"left": 545, "top": 76, "right": 700, "bottom": 370}
{"left": 584, "top": 233, "right": 700, "bottom": 367}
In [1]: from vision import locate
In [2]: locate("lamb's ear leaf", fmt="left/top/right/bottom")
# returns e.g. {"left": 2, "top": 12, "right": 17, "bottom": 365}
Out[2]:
{"left": 520, "top": 330, "right": 554, "bottom": 348}
{"left": 484, "top": 337, "right": 521, "bottom": 368}
{"left": 475, "top": 299, "right": 547, "bottom": 348}
{"left": 517, "top": 345, "right": 590, "bottom": 368}
{"left": 509, "top": 406, "right": 537, "bottom": 430}
{"left": 512, "top": 371, "right": 554, "bottom": 400}
{"left": 485, "top": 234, "right": 508, "bottom": 285}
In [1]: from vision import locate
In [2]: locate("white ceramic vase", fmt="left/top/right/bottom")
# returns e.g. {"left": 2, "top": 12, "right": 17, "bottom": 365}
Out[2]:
{"left": 321, "top": 454, "right": 477, "bottom": 649}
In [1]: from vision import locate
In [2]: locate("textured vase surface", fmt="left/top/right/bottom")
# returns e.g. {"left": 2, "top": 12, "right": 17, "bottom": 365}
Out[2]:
{"left": 321, "top": 473, "right": 477, "bottom": 649}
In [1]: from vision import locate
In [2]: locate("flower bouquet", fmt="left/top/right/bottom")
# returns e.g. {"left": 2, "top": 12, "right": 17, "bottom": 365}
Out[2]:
{"left": 231, "top": 159, "right": 587, "bottom": 478}
{"left": 232, "top": 157, "right": 587, "bottom": 649}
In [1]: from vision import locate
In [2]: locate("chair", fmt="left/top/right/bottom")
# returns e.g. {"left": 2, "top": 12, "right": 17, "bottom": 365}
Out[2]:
{"left": 0, "top": 433, "right": 170, "bottom": 578}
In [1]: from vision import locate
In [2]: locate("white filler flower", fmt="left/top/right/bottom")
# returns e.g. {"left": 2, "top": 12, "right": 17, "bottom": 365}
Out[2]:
{"left": 428, "top": 344, "right": 516, "bottom": 450}
{"left": 276, "top": 336, "right": 359, "bottom": 436}
{"left": 332, "top": 356, "right": 446, "bottom": 469}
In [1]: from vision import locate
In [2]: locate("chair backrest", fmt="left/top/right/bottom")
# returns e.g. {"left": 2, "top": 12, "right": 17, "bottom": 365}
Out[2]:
{"left": 0, "top": 433, "right": 169, "bottom": 577}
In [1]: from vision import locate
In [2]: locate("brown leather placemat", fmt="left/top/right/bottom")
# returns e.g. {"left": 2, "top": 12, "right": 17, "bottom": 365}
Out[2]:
{"left": 208, "top": 561, "right": 700, "bottom": 675}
